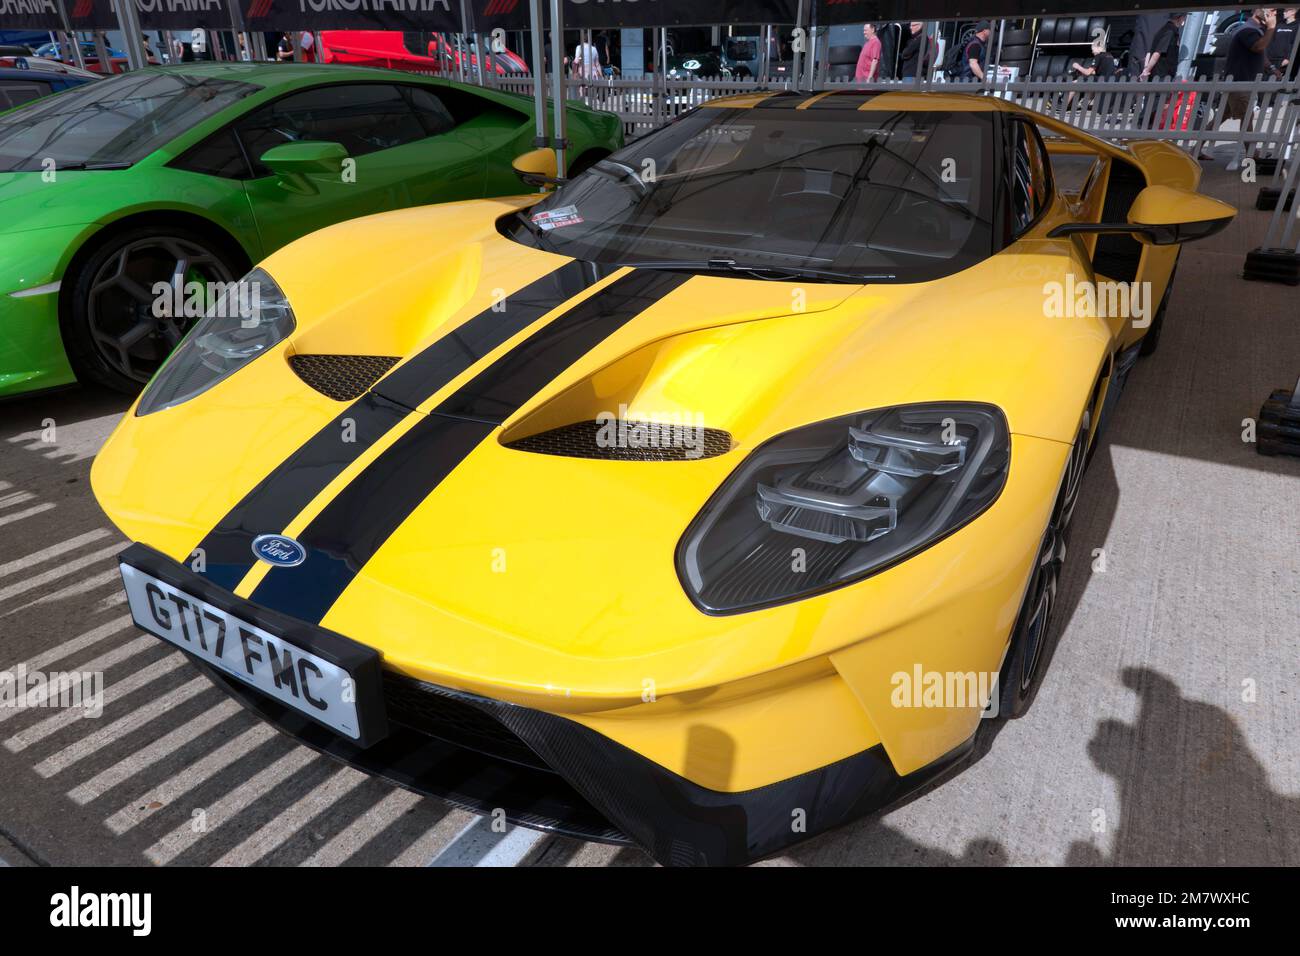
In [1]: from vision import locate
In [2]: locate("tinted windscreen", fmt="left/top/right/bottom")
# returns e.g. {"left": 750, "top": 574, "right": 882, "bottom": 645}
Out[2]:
{"left": 0, "top": 71, "right": 259, "bottom": 172}
{"left": 509, "top": 106, "right": 997, "bottom": 283}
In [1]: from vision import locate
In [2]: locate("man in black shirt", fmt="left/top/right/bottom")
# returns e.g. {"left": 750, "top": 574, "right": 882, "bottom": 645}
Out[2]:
{"left": 961, "top": 21, "right": 992, "bottom": 81}
{"left": 1142, "top": 12, "right": 1186, "bottom": 78}
{"left": 1225, "top": 8, "right": 1278, "bottom": 79}
{"left": 899, "top": 21, "right": 936, "bottom": 79}
{"left": 1270, "top": 9, "right": 1298, "bottom": 79}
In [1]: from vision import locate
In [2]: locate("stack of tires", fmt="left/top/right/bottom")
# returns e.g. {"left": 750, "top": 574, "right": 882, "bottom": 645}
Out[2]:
{"left": 827, "top": 44, "right": 861, "bottom": 81}
{"left": 998, "top": 26, "right": 1034, "bottom": 77}
{"left": 1028, "top": 16, "right": 1107, "bottom": 79}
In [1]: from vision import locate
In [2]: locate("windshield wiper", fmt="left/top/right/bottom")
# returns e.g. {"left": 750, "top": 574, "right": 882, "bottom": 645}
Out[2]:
{"left": 43, "top": 161, "right": 131, "bottom": 171}
{"left": 513, "top": 211, "right": 561, "bottom": 252}
{"left": 620, "top": 259, "right": 893, "bottom": 283}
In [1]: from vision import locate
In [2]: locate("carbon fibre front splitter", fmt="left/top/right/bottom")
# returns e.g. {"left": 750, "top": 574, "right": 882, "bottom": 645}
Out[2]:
{"left": 196, "top": 657, "right": 975, "bottom": 866}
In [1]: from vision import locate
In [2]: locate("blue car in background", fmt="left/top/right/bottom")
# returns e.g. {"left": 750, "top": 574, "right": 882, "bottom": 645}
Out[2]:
{"left": 0, "top": 63, "right": 96, "bottom": 110}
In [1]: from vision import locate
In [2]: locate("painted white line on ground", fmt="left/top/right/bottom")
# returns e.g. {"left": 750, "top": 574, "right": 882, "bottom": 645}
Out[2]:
{"left": 426, "top": 814, "right": 549, "bottom": 867}
{"left": 11, "top": 567, "right": 123, "bottom": 611}
{"left": 144, "top": 746, "right": 320, "bottom": 865}
{"left": 0, "top": 634, "right": 154, "bottom": 724}
{"left": 34, "top": 675, "right": 211, "bottom": 778}
{"left": 0, "top": 529, "right": 112, "bottom": 579}
{"left": 299, "top": 787, "right": 424, "bottom": 867}
{"left": 68, "top": 697, "right": 245, "bottom": 805}
{"left": 387, "top": 808, "right": 476, "bottom": 867}
{"left": 0, "top": 491, "right": 37, "bottom": 511}
{"left": 5, "top": 617, "right": 133, "bottom": 673}
{"left": 0, "top": 543, "right": 123, "bottom": 604}
{"left": 213, "top": 766, "right": 366, "bottom": 867}
{"left": 104, "top": 721, "right": 276, "bottom": 832}
{"left": 3, "top": 652, "right": 184, "bottom": 751}
{"left": 0, "top": 503, "right": 55, "bottom": 528}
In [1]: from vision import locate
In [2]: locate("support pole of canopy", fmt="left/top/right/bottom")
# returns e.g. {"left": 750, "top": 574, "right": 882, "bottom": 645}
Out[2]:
{"left": 548, "top": 0, "right": 567, "bottom": 178}
{"left": 916, "top": 22, "right": 932, "bottom": 89}
{"left": 529, "top": 0, "right": 547, "bottom": 149}
{"left": 114, "top": 0, "right": 149, "bottom": 71}
{"left": 758, "top": 24, "right": 769, "bottom": 84}
{"left": 53, "top": 0, "right": 85, "bottom": 71}
{"left": 93, "top": 30, "right": 113, "bottom": 73}
{"left": 804, "top": 5, "right": 817, "bottom": 89}
{"left": 791, "top": 0, "right": 805, "bottom": 89}
{"left": 228, "top": 1, "right": 250, "bottom": 62}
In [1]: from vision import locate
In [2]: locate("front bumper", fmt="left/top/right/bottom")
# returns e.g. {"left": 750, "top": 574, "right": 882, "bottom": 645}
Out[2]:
{"left": 120, "top": 543, "right": 974, "bottom": 866}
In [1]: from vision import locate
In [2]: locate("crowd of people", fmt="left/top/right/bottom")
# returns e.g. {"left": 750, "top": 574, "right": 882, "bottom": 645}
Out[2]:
{"left": 850, "top": 10, "right": 1298, "bottom": 84}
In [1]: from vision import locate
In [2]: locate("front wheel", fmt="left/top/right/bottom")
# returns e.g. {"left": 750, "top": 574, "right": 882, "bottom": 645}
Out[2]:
{"left": 997, "top": 411, "right": 1091, "bottom": 718}
{"left": 61, "top": 227, "right": 241, "bottom": 393}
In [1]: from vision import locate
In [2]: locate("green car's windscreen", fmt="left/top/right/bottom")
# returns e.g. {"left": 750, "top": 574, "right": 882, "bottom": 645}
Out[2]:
{"left": 510, "top": 107, "right": 996, "bottom": 283}
{"left": 0, "top": 72, "right": 260, "bottom": 172}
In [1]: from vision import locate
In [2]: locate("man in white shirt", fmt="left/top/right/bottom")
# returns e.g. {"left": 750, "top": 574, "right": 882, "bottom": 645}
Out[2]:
{"left": 573, "top": 38, "right": 600, "bottom": 79}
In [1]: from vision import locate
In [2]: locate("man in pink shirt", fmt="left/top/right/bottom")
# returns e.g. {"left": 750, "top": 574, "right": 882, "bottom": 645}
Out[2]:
{"left": 855, "top": 23, "right": 882, "bottom": 81}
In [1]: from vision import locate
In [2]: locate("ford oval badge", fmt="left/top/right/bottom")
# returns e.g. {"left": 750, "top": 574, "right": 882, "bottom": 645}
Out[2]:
{"left": 251, "top": 534, "right": 306, "bottom": 568}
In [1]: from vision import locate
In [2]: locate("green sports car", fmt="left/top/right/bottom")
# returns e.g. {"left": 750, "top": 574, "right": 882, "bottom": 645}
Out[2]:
{"left": 0, "top": 63, "right": 622, "bottom": 397}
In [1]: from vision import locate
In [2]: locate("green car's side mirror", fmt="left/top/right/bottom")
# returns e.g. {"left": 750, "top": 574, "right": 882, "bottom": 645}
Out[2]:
{"left": 1048, "top": 184, "right": 1236, "bottom": 246}
{"left": 512, "top": 147, "right": 565, "bottom": 189}
{"left": 260, "top": 141, "right": 348, "bottom": 178}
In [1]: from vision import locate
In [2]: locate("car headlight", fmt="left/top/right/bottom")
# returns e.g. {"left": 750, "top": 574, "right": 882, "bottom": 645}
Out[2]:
{"left": 136, "top": 269, "right": 295, "bottom": 416}
{"left": 677, "top": 403, "right": 1010, "bottom": 613}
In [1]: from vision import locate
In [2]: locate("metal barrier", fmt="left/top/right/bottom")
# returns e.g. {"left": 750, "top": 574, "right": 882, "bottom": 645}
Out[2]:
{"left": 495, "top": 75, "right": 1300, "bottom": 157}
{"left": 498, "top": 73, "right": 1300, "bottom": 283}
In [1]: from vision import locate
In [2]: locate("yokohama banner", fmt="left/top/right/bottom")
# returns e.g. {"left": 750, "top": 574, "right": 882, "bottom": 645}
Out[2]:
{"left": 0, "top": 0, "right": 63, "bottom": 30}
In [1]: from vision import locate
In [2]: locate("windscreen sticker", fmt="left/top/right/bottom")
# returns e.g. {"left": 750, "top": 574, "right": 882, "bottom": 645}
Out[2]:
{"left": 531, "top": 205, "right": 584, "bottom": 231}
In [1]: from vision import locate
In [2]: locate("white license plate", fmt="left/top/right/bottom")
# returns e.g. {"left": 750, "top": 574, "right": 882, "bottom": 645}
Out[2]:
{"left": 121, "top": 564, "right": 364, "bottom": 740}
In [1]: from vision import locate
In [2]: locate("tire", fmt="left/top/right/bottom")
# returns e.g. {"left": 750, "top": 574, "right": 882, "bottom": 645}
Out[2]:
{"left": 1070, "top": 16, "right": 1091, "bottom": 43}
{"left": 1031, "top": 56, "right": 1051, "bottom": 78}
{"left": 1039, "top": 17, "right": 1060, "bottom": 44}
{"left": 1139, "top": 253, "right": 1179, "bottom": 357}
{"left": 1000, "top": 58, "right": 1032, "bottom": 74}
{"left": 999, "top": 43, "right": 1031, "bottom": 61}
{"left": 1048, "top": 54, "right": 1069, "bottom": 78}
{"left": 61, "top": 225, "right": 242, "bottom": 393}
{"left": 828, "top": 45, "right": 861, "bottom": 65}
{"left": 997, "top": 410, "right": 1091, "bottom": 718}
{"left": 828, "top": 63, "right": 855, "bottom": 80}
{"left": 1002, "top": 27, "right": 1032, "bottom": 46}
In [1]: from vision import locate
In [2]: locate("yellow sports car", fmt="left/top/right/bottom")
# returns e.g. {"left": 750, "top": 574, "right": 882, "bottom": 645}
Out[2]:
{"left": 92, "top": 91, "right": 1234, "bottom": 866}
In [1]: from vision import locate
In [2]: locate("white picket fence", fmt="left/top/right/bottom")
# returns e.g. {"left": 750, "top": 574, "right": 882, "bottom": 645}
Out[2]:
{"left": 495, "top": 75, "right": 1300, "bottom": 162}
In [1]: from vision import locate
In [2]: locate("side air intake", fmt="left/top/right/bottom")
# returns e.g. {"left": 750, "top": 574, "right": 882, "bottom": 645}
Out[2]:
{"left": 289, "top": 354, "right": 400, "bottom": 401}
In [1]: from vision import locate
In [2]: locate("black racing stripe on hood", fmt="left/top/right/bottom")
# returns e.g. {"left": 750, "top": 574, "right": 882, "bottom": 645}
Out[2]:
{"left": 373, "top": 258, "right": 615, "bottom": 411}
{"left": 435, "top": 269, "right": 691, "bottom": 423}
{"left": 806, "top": 91, "right": 881, "bottom": 110}
{"left": 246, "top": 268, "right": 691, "bottom": 623}
{"left": 194, "top": 393, "right": 409, "bottom": 591}
{"left": 192, "top": 259, "right": 602, "bottom": 592}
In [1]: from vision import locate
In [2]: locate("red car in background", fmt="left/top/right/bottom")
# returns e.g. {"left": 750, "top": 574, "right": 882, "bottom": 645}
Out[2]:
{"left": 319, "top": 30, "right": 528, "bottom": 76}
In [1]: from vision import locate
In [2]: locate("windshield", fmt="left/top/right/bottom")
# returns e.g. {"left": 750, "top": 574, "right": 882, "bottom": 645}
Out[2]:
{"left": 509, "top": 105, "right": 998, "bottom": 283}
{"left": 0, "top": 71, "right": 259, "bottom": 172}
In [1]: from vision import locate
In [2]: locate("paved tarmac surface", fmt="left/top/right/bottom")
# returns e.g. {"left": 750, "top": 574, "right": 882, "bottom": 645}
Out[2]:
{"left": 0, "top": 163, "right": 1295, "bottom": 867}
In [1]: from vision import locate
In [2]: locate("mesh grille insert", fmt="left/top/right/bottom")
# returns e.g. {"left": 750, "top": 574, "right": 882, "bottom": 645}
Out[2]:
{"left": 382, "top": 673, "right": 552, "bottom": 772}
{"left": 505, "top": 419, "right": 734, "bottom": 461}
{"left": 289, "top": 354, "right": 400, "bottom": 401}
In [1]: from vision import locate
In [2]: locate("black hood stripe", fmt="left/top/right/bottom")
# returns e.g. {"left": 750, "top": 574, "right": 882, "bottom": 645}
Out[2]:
{"left": 374, "top": 259, "right": 616, "bottom": 411}
{"left": 192, "top": 258, "right": 607, "bottom": 591}
{"left": 247, "top": 268, "right": 691, "bottom": 624}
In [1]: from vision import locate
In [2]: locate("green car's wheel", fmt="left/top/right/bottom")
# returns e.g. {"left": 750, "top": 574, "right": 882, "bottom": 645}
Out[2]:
{"left": 998, "top": 410, "right": 1090, "bottom": 718}
{"left": 63, "top": 227, "right": 240, "bottom": 392}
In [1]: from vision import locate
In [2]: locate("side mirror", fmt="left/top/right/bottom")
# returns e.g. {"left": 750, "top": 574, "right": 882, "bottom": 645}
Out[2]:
{"left": 1049, "top": 184, "right": 1235, "bottom": 245}
{"left": 512, "top": 147, "right": 565, "bottom": 189}
{"left": 260, "top": 141, "right": 348, "bottom": 177}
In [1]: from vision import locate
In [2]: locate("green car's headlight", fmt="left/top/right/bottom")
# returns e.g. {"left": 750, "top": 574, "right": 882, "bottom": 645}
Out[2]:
{"left": 677, "top": 403, "right": 1010, "bottom": 614}
{"left": 136, "top": 269, "right": 295, "bottom": 416}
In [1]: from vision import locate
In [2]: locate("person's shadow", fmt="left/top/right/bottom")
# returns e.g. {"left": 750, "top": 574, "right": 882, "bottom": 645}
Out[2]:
{"left": 1068, "top": 666, "right": 1300, "bottom": 866}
